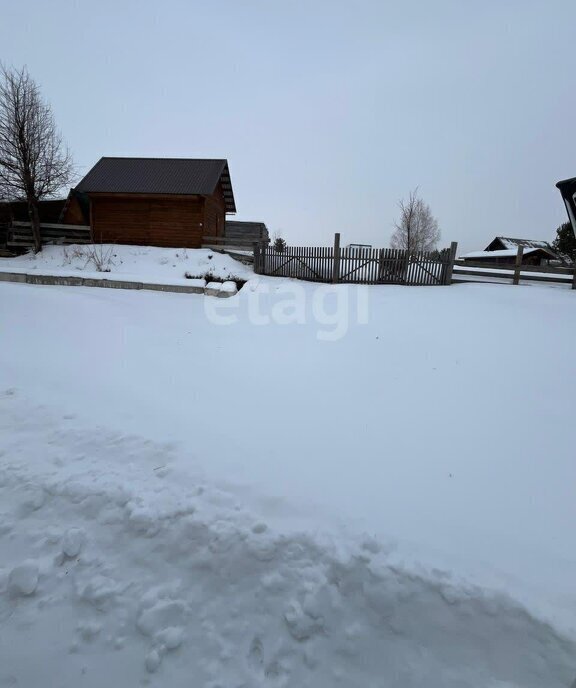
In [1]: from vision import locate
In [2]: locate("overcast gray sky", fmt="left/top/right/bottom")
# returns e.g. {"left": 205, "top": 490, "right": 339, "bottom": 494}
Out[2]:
{"left": 2, "top": 0, "right": 575, "bottom": 252}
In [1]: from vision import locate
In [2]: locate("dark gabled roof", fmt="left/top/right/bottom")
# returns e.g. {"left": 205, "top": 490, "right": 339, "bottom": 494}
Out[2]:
{"left": 493, "top": 236, "right": 553, "bottom": 250}
{"left": 556, "top": 176, "right": 576, "bottom": 193}
{"left": 75, "top": 157, "right": 236, "bottom": 212}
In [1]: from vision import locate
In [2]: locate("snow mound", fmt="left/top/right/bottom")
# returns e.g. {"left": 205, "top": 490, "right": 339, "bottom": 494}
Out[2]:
{"left": 8, "top": 560, "right": 39, "bottom": 596}
{"left": 62, "top": 528, "right": 86, "bottom": 558}
{"left": 0, "top": 244, "right": 253, "bottom": 285}
{"left": 0, "top": 396, "right": 574, "bottom": 687}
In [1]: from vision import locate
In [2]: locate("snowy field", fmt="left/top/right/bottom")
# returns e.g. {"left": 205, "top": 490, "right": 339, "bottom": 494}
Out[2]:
{"left": 1, "top": 275, "right": 576, "bottom": 687}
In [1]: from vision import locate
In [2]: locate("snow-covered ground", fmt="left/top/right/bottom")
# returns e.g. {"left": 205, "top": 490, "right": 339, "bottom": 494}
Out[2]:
{"left": 0, "top": 244, "right": 253, "bottom": 285}
{"left": 1, "top": 275, "right": 575, "bottom": 687}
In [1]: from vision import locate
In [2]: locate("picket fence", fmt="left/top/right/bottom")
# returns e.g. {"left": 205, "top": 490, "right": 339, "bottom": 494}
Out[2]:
{"left": 254, "top": 235, "right": 458, "bottom": 286}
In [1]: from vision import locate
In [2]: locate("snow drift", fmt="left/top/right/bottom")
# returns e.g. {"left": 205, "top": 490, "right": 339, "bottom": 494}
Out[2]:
{"left": 0, "top": 393, "right": 575, "bottom": 688}
{"left": 0, "top": 244, "right": 253, "bottom": 285}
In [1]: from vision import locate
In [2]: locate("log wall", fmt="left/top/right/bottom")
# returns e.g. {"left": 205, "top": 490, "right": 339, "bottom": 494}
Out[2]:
{"left": 89, "top": 192, "right": 224, "bottom": 248}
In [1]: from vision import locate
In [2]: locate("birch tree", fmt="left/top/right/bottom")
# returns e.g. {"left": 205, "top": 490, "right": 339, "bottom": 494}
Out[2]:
{"left": 390, "top": 188, "right": 440, "bottom": 253}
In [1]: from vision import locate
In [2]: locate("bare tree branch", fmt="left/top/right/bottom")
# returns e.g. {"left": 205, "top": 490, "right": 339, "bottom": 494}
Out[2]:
{"left": 0, "top": 65, "right": 74, "bottom": 252}
{"left": 390, "top": 188, "right": 441, "bottom": 253}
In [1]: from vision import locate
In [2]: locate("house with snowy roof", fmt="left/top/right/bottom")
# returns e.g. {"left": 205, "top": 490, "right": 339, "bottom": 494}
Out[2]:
{"left": 484, "top": 237, "right": 557, "bottom": 254}
{"left": 460, "top": 236, "right": 563, "bottom": 266}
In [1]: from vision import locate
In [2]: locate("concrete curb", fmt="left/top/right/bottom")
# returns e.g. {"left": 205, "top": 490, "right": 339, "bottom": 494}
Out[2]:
{"left": 0, "top": 271, "right": 237, "bottom": 297}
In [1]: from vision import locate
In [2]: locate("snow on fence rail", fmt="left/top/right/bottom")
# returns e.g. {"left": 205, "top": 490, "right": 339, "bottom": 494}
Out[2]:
{"left": 453, "top": 245, "right": 576, "bottom": 289}
{"left": 254, "top": 234, "right": 458, "bottom": 286}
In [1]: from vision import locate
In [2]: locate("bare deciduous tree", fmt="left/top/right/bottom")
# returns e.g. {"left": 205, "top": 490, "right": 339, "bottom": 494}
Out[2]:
{"left": 390, "top": 188, "right": 440, "bottom": 253}
{"left": 0, "top": 65, "right": 74, "bottom": 253}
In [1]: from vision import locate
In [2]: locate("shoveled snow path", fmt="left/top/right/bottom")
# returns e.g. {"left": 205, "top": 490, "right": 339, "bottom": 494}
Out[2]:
{"left": 0, "top": 393, "right": 574, "bottom": 688}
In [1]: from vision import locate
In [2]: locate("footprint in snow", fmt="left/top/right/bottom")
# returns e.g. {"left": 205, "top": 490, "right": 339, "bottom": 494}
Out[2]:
{"left": 248, "top": 636, "right": 264, "bottom": 669}
{"left": 248, "top": 637, "right": 286, "bottom": 682}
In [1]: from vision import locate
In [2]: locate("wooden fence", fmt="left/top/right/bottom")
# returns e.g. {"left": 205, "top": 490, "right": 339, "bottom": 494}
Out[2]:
{"left": 254, "top": 234, "right": 458, "bottom": 286}
{"left": 453, "top": 245, "right": 576, "bottom": 289}
{"left": 7, "top": 221, "right": 91, "bottom": 248}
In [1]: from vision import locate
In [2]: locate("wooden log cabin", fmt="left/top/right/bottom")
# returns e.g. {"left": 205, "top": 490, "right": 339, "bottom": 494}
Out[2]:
{"left": 69, "top": 157, "right": 236, "bottom": 248}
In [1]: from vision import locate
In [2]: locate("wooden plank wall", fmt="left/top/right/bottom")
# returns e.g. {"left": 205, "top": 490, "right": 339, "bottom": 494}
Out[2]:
{"left": 224, "top": 224, "right": 268, "bottom": 243}
{"left": 203, "top": 182, "right": 226, "bottom": 239}
{"left": 60, "top": 196, "right": 87, "bottom": 226}
{"left": 7, "top": 223, "right": 91, "bottom": 248}
{"left": 90, "top": 195, "right": 207, "bottom": 248}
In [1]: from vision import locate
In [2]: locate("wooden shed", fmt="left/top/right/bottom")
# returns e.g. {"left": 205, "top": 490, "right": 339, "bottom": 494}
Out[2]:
{"left": 224, "top": 221, "right": 269, "bottom": 245}
{"left": 73, "top": 157, "right": 236, "bottom": 248}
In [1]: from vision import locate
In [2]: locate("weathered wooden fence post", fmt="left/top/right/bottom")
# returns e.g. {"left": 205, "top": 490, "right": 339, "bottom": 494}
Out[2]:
{"left": 378, "top": 248, "right": 385, "bottom": 282}
{"left": 256, "top": 241, "right": 266, "bottom": 275}
{"left": 513, "top": 245, "right": 524, "bottom": 285}
{"left": 443, "top": 241, "right": 458, "bottom": 285}
{"left": 332, "top": 233, "right": 341, "bottom": 283}
{"left": 262, "top": 241, "right": 268, "bottom": 275}
{"left": 253, "top": 242, "right": 260, "bottom": 274}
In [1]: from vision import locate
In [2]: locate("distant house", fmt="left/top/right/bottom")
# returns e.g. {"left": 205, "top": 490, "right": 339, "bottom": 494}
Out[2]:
{"left": 70, "top": 157, "right": 237, "bottom": 248}
{"left": 461, "top": 236, "right": 562, "bottom": 266}
{"left": 460, "top": 248, "right": 557, "bottom": 266}
{"left": 347, "top": 243, "right": 372, "bottom": 253}
{"left": 484, "top": 237, "right": 557, "bottom": 255}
